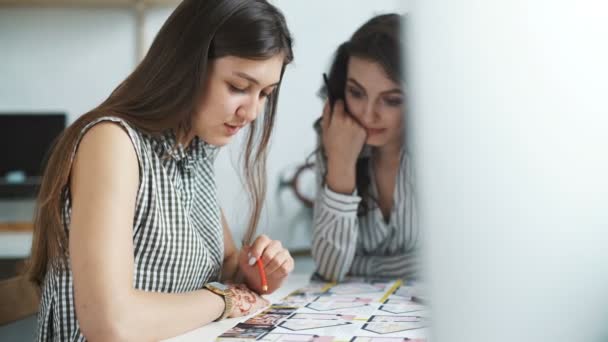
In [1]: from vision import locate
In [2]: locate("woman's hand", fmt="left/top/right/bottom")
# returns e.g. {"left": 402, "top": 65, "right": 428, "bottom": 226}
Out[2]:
{"left": 226, "top": 284, "right": 270, "bottom": 318}
{"left": 239, "top": 235, "right": 294, "bottom": 294}
{"left": 321, "top": 100, "right": 367, "bottom": 193}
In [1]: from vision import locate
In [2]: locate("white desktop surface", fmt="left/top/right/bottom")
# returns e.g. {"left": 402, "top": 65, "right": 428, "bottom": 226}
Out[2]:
{"left": 164, "top": 273, "right": 312, "bottom": 342}
{"left": 0, "top": 232, "right": 31, "bottom": 258}
{"left": 0, "top": 199, "right": 35, "bottom": 258}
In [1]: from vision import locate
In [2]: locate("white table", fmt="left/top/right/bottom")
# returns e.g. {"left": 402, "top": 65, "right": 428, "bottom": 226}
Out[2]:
{"left": 0, "top": 232, "right": 31, "bottom": 258}
{"left": 0, "top": 200, "right": 35, "bottom": 259}
{"left": 164, "top": 273, "right": 312, "bottom": 341}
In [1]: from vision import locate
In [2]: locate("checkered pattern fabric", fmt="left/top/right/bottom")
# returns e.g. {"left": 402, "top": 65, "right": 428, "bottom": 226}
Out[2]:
{"left": 37, "top": 117, "right": 223, "bottom": 341}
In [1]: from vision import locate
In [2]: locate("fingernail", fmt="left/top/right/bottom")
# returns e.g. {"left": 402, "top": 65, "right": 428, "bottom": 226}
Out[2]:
{"left": 248, "top": 257, "right": 256, "bottom": 266}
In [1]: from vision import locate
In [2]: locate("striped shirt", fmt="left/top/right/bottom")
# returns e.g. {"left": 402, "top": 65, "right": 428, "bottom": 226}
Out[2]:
{"left": 37, "top": 117, "right": 224, "bottom": 341}
{"left": 311, "top": 148, "right": 419, "bottom": 282}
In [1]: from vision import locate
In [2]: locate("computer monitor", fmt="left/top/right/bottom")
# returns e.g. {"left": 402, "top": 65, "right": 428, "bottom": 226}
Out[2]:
{"left": 0, "top": 113, "right": 66, "bottom": 198}
{"left": 406, "top": 2, "right": 608, "bottom": 341}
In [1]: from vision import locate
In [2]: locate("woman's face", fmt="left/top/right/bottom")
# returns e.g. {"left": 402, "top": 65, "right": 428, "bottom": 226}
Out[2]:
{"left": 193, "top": 54, "right": 284, "bottom": 146}
{"left": 344, "top": 56, "right": 404, "bottom": 148}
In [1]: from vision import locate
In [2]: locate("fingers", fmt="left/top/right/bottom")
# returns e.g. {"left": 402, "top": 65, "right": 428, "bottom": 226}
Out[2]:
{"left": 332, "top": 99, "right": 347, "bottom": 120}
{"left": 322, "top": 99, "right": 348, "bottom": 127}
{"left": 272, "top": 253, "right": 295, "bottom": 278}
{"left": 248, "top": 234, "right": 272, "bottom": 263}
{"left": 247, "top": 235, "right": 293, "bottom": 281}
{"left": 321, "top": 101, "right": 331, "bottom": 131}
{"left": 328, "top": 100, "right": 365, "bottom": 131}
{"left": 260, "top": 240, "right": 283, "bottom": 267}
{"left": 264, "top": 249, "right": 293, "bottom": 276}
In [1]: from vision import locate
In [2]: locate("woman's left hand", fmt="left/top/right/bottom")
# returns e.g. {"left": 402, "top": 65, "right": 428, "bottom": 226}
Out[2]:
{"left": 239, "top": 235, "right": 294, "bottom": 294}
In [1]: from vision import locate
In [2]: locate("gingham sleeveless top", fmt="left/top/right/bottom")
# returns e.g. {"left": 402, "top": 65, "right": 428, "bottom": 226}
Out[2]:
{"left": 36, "top": 117, "right": 224, "bottom": 341}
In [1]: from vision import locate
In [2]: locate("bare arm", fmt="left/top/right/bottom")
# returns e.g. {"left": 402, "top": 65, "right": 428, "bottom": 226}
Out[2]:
{"left": 69, "top": 123, "right": 224, "bottom": 341}
{"left": 220, "top": 209, "right": 240, "bottom": 282}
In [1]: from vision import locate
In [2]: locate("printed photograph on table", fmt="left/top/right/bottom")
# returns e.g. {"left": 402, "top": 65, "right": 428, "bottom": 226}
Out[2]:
{"left": 290, "top": 313, "right": 356, "bottom": 321}
{"left": 219, "top": 323, "right": 274, "bottom": 339}
{"left": 350, "top": 338, "right": 427, "bottom": 342}
{"left": 245, "top": 313, "right": 291, "bottom": 327}
{"left": 259, "top": 333, "right": 335, "bottom": 341}
{"left": 266, "top": 308, "right": 300, "bottom": 315}
{"left": 215, "top": 279, "right": 428, "bottom": 341}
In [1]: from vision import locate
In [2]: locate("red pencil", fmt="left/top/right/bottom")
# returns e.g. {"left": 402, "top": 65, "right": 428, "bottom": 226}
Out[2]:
{"left": 256, "top": 258, "right": 268, "bottom": 292}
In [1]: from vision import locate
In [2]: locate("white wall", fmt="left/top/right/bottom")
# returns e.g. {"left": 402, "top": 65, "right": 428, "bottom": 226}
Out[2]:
{"left": 0, "top": 8, "right": 137, "bottom": 254}
{"left": 0, "top": 0, "right": 406, "bottom": 251}
{"left": 0, "top": 8, "right": 135, "bottom": 118}
{"left": 410, "top": 0, "right": 608, "bottom": 340}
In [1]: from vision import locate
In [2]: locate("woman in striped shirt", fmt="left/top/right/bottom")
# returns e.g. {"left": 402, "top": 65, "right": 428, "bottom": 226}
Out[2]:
{"left": 27, "top": 1, "right": 295, "bottom": 340}
{"left": 312, "top": 14, "right": 418, "bottom": 282}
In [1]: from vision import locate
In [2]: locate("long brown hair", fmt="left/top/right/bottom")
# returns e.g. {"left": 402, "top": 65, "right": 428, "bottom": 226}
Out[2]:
{"left": 317, "top": 13, "right": 403, "bottom": 216}
{"left": 28, "top": 0, "right": 293, "bottom": 287}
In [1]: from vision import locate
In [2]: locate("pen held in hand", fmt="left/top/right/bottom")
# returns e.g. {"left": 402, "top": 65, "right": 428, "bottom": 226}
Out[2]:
{"left": 256, "top": 258, "right": 268, "bottom": 293}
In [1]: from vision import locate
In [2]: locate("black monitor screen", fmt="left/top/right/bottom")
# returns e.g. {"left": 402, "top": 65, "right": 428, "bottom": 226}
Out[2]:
{"left": 0, "top": 113, "right": 66, "bottom": 179}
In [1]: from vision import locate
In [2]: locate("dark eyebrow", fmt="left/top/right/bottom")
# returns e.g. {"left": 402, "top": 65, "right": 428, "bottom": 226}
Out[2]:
{"left": 234, "top": 71, "right": 280, "bottom": 88}
{"left": 381, "top": 88, "right": 403, "bottom": 96}
{"left": 347, "top": 78, "right": 366, "bottom": 93}
{"left": 347, "top": 77, "right": 403, "bottom": 96}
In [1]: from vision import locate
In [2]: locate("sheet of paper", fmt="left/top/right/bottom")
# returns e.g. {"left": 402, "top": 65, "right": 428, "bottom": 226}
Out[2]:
{"left": 216, "top": 278, "right": 428, "bottom": 342}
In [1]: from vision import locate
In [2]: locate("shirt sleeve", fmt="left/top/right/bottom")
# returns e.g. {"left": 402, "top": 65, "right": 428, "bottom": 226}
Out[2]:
{"left": 348, "top": 151, "right": 420, "bottom": 280}
{"left": 349, "top": 250, "right": 419, "bottom": 279}
{"left": 310, "top": 148, "right": 361, "bottom": 282}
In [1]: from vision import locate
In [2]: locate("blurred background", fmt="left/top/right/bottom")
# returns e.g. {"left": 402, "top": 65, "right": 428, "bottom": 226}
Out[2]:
{"left": 3, "top": 1, "right": 608, "bottom": 341}
{"left": 0, "top": 0, "right": 406, "bottom": 339}
{"left": 0, "top": 0, "right": 407, "bottom": 261}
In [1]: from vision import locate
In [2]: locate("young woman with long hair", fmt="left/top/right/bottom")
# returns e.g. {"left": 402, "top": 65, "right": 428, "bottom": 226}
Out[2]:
{"left": 28, "top": 1, "right": 294, "bottom": 340}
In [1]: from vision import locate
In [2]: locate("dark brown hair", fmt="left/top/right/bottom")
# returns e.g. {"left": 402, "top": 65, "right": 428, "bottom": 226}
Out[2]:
{"left": 318, "top": 13, "right": 403, "bottom": 216}
{"left": 28, "top": 0, "right": 293, "bottom": 286}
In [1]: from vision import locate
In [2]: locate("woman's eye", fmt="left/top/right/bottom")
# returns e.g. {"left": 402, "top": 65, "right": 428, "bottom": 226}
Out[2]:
{"left": 260, "top": 91, "right": 271, "bottom": 99}
{"left": 384, "top": 97, "right": 403, "bottom": 107}
{"left": 228, "top": 84, "right": 247, "bottom": 93}
{"left": 347, "top": 87, "right": 364, "bottom": 99}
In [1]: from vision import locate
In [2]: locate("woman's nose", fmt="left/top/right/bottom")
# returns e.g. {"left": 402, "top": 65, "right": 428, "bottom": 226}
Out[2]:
{"left": 236, "top": 99, "right": 260, "bottom": 123}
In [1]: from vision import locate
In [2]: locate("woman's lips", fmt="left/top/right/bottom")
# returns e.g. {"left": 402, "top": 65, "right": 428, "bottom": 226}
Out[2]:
{"left": 367, "top": 127, "right": 387, "bottom": 135}
{"left": 224, "top": 123, "right": 241, "bottom": 135}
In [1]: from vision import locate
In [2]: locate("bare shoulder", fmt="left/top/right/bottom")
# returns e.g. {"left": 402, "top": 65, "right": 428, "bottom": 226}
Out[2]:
{"left": 71, "top": 121, "right": 139, "bottom": 192}
{"left": 78, "top": 121, "right": 135, "bottom": 155}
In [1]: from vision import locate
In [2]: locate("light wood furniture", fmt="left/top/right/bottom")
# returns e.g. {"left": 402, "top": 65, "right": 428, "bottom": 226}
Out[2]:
{"left": 0, "top": 0, "right": 179, "bottom": 5}
{"left": 0, "top": 275, "right": 40, "bottom": 326}
{"left": 0, "top": 223, "right": 33, "bottom": 258}
{"left": 0, "top": 222, "right": 33, "bottom": 233}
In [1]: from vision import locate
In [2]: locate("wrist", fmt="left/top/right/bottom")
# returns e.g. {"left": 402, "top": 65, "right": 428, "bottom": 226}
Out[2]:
{"left": 326, "top": 165, "right": 356, "bottom": 195}
{"left": 327, "top": 156, "right": 357, "bottom": 173}
{"left": 204, "top": 282, "right": 232, "bottom": 321}
{"left": 206, "top": 290, "right": 226, "bottom": 321}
